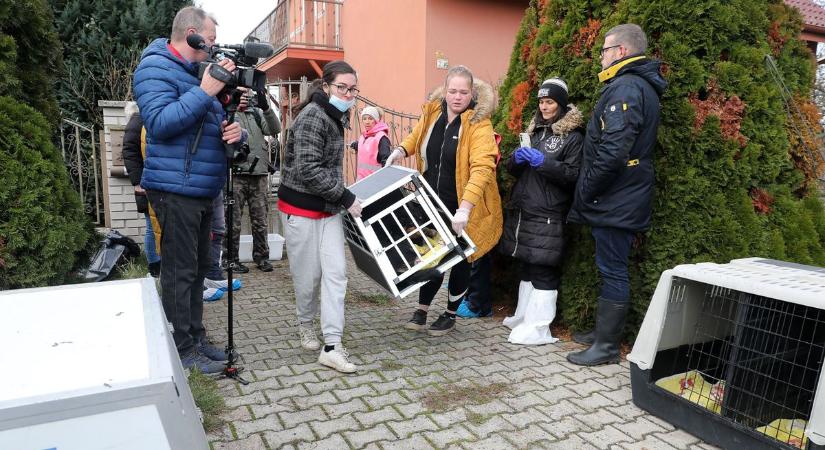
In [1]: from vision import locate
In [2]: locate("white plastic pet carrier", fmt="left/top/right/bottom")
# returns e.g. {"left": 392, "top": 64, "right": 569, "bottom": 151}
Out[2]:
{"left": 628, "top": 258, "right": 825, "bottom": 450}
{"left": 343, "top": 166, "right": 476, "bottom": 299}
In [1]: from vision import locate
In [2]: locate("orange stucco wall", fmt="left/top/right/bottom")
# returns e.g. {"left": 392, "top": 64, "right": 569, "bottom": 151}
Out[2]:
{"left": 340, "top": 0, "right": 428, "bottom": 115}
{"left": 424, "top": 0, "right": 527, "bottom": 102}
{"left": 340, "top": 0, "right": 527, "bottom": 115}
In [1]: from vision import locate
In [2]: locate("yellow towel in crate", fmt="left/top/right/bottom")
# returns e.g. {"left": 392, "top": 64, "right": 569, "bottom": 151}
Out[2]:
{"left": 414, "top": 234, "right": 447, "bottom": 269}
{"left": 655, "top": 370, "right": 724, "bottom": 414}
{"left": 756, "top": 418, "right": 808, "bottom": 449}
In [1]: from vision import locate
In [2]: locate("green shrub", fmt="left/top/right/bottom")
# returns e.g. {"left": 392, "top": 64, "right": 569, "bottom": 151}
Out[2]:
{"left": 493, "top": 0, "right": 825, "bottom": 337}
{"left": 0, "top": 96, "right": 94, "bottom": 289}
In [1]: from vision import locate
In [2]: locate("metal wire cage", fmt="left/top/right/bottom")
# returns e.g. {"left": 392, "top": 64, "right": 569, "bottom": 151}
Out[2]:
{"left": 628, "top": 259, "right": 825, "bottom": 450}
{"left": 342, "top": 166, "right": 476, "bottom": 299}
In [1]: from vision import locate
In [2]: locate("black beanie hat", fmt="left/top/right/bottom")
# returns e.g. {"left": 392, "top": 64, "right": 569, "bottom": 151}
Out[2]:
{"left": 537, "top": 78, "right": 569, "bottom": 109}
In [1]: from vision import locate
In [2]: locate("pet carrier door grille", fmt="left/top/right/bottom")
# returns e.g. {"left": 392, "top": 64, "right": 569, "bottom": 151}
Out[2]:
{"left": 342, "top": 166, "right": 475, "bottom": 299}
{"left": 629, "top": 258, "right": 825, "bottom": 450}
{"left": 674, "top": 282, "right": 825, "bottom": 448}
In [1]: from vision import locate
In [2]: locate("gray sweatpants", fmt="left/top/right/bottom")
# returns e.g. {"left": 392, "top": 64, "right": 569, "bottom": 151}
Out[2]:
{"left": 282, "top": 212, "right": 347, "bottom": 345}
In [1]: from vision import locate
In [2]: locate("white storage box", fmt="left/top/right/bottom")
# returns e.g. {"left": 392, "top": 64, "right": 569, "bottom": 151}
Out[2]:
{"left": 0, "top": 278, "right": 208, "bottom": 450}
{"left": 628, "top": 258, "right": 825, "bottom": 450}
{"left": 343, "top": 166, "right": 476, "bottom": 299}
{"left": 238, "top": 233, "right": 285, "bottom": 262}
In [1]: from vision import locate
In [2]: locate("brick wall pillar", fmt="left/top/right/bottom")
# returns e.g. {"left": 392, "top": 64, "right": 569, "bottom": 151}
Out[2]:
{"left": 98, "top": 100, "right": 146, "bottom": 247}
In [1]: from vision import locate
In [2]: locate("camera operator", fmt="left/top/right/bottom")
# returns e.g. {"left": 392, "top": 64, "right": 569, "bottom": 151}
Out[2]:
{"left": 224, "top": 87, "right": 281, "bottom": 273}
{"left": 133, "top": 6, "right": 245, "bottom": 374}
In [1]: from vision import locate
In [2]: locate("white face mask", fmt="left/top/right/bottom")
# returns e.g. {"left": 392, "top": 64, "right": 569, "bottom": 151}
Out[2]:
{"left": 328, "top": 94, "right": 355, "bottom": 112}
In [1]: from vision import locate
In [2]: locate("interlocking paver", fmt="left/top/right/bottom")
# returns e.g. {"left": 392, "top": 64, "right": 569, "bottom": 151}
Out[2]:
{"left": 616, "top": 416, "right": 670, "bottom": 438}
{"left": 212, "top": 434, "right": 268, "bottom": 450}
{"left": 279, "top": 406, "right": 327, "bottom": 428}
{"left": 201, "top": 251, "right": 713, "bottom": 449}
{"left": 539, "top": 415, "right": 592, "bottom": 438}
{"left": 463, "top": 415, "right": 517, "bottom": 439}
{"left": 500, "top": 423, "right": 555, "bottom": 447}
{"left": 343, "top": 424, "right": 396, "bottom": 448}
{"left": 580, "top": 424, "right": 634, "bottom": 447}
{"left": 501, "top": 407, "right": 551, "bottom": 428}
{"left": 331, "top": 384, "right": 379, "bottom": 402}
{"left": 653, "top": 429, "right": 701, "bottom": 449}
{"left": 321, "top": 397, "right": 370, "bottom": 419}
{"left": 375, "top": 434, "right": 436, "bottom": 450}
{"left": 353, "top": 405, "right": 403, "bottom": 428}
{"left": 309, "top": 415, "right": 359, "bottom": 439}
{"left": 362, "top": 391, "right": 408, "bottom": 410}
{"left": 233, "top": 415, "right": 284, "bottom": 439}
{"left": 393, "top": 401, "right": 428, "bottom": 419}
{"left": 262, "top": 424, "right": 315, "bottom": 448}
{"left": 620, "top": 435, "right": 679, "bottom": 450}
{"left": 422, "top": 424, "right": 475, "bottom": 448}
{"left": 292, "top": 391, "right": 339, "bottom": 410}
{"left": 570, "top": 391, "right": 618, "bottom": 411}
{"left": 385, "top": 415, "right": 439, "bottom": 438}
{"left": 296, "top": 433, "right": 350, "bottom": 450}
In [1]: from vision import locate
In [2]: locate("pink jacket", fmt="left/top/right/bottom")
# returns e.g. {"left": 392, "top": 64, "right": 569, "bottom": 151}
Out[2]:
{"left": 356, "top": 121, "right": 390, "bottom": 180}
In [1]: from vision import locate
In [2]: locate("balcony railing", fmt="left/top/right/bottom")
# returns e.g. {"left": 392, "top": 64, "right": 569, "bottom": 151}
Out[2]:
{"left": 247, "top": 0, "right": 343, "bottom": 52}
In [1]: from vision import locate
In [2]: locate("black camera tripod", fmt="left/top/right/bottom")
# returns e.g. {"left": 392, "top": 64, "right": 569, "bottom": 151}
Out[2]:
{"left": 220, "top": 106, "right": 259, "bottom": 386}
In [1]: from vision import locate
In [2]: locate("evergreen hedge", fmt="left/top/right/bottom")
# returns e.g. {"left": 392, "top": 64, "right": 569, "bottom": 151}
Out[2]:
{"left": 493, "top": 0, "right": 825, "bottom": 336}
{"left": 0, "top": 0, "right": 94, "bottom": 289}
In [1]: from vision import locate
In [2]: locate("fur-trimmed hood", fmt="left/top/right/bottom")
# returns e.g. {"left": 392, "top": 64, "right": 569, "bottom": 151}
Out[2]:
{"left": 427, "top": 79, "right": 496, "bottom": 124}
{"left": 526, "top": 104, "right": 584, "bottom": 136}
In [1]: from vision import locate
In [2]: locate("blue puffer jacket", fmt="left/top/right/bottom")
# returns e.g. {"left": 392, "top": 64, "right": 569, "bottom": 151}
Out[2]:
{"left": 133, "top": 38, "right": 226, "bottom": 198}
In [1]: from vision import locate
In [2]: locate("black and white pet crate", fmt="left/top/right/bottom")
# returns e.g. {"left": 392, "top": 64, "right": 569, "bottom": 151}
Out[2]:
{"left": 343, "top": 166, "right": 476, "bottom": 299}
{"left": 628, "top": 258, "right": 825, "bottom": 450}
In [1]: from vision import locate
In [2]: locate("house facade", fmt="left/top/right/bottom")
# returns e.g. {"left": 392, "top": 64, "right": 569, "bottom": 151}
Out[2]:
{"left": 248, "top": 0, "right": 529, "bottom": 114}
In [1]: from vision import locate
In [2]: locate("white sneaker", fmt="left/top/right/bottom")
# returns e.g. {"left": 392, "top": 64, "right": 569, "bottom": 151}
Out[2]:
{"left": 318, "top": 345, "right": 357, "bottom": 373}
{"left": 298, "top": 325, "right": 321, "bottom": 351}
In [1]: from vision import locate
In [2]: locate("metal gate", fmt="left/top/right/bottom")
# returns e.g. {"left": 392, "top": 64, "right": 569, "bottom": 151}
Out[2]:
{"left": 59, "top": 118, "right": 103, "bottom": 226}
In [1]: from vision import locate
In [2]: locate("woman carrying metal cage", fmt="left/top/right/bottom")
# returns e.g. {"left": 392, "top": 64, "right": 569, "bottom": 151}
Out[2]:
{"left": 384, "top": 65, "right": 503, "bottom": 336}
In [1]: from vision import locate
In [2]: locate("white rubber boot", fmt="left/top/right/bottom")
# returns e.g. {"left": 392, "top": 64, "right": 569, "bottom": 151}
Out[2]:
{"left": 508, "top": 289, "right": 558, "bottom": 345}
{"left": 503, "top": 280, "right": 533, "bottom": 329}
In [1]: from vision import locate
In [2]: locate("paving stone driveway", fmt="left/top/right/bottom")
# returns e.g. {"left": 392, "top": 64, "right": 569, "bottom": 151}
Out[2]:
{"left": 203, "top": 256, "right": 718, "bottom": 450}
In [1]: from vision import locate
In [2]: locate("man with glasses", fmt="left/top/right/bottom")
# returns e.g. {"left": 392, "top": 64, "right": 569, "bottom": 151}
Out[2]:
{"left": 566, "top": 24, "right": 667, "bottom": 366}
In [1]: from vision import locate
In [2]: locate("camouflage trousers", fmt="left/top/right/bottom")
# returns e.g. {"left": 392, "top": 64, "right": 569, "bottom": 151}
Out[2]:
{"left": 226, "top": 174, "right": 270, "bottom": 263}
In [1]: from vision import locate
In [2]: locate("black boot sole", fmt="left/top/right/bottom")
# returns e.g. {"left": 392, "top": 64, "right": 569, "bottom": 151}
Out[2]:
{"left": 566, "top": 352, "right": 620, "bottom": 366}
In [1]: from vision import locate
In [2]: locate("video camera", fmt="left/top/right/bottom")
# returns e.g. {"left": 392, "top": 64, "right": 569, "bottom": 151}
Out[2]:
{"left": 187, "top": 34, "right": 273, "bottom": 96}
{"left": 187, "top": 34, "right": 275, "bottom": 167}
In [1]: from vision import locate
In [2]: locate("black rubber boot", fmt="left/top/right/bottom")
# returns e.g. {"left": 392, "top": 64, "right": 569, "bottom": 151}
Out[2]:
{"left": 571, "top": 329, "right": 595, "bottom": 345}
{"left": 566, "top": 298, "right": 629, "bottom": 366}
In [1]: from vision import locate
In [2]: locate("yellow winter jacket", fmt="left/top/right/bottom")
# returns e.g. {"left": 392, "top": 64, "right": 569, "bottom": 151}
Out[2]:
{"left": 399, "top": 80, "right": 502, "bottom": 262}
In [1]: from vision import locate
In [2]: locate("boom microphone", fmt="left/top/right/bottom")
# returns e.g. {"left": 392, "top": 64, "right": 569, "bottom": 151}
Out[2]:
{"left": 217, "top": 42, "right": 275, "bottom": 59}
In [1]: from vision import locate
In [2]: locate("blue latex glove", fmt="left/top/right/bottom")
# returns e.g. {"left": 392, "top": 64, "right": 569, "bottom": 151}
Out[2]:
{"left": 513, "top": 147, "right": 531, "bottom": 165}
{"left": 524, "top": 148, "right": 544, "bottom": 167}
{"left": 514, "top": 147, "right": 544, "bottom": 167}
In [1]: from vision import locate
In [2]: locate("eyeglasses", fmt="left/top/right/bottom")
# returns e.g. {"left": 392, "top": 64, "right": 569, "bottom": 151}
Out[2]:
{"left": 328, "top": 82, "right": 360, "bottom": 96}
{"left": 600, "top": 45, "right": 622, "bottom": 57}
